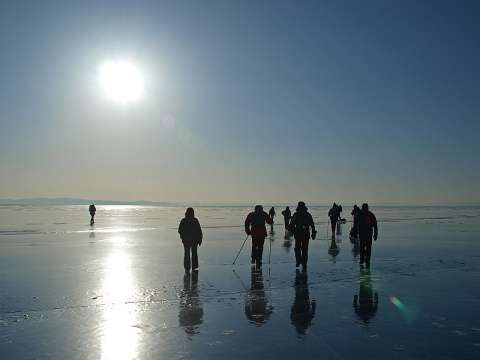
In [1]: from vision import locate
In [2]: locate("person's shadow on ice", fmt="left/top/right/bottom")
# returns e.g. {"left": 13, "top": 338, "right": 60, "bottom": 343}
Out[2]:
{"left": 245, "top": 267, "right": 273, "bottom": 326}
{"left": 353, "top": 268, "right": 378, "bottom": 325}
{"left": 290, "top": 270, "right": 316, "bottom": 336}
{"left": 179, "top": 272, "right": 203, "bottom": 338}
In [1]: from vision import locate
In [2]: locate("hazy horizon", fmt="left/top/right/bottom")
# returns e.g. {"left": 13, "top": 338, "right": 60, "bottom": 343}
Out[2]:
{"left": 0, "top": 196, "right": 478, "bottom": 207}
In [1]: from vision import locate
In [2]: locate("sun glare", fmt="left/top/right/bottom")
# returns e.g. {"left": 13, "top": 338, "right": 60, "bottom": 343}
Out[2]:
{"left": 100, "top": 60, "right": 144, "bottom": 104}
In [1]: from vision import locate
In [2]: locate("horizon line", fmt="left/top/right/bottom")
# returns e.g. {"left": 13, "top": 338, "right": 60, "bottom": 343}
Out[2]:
{"left": 0, "top": 197, "right": 478, "bottom": 207}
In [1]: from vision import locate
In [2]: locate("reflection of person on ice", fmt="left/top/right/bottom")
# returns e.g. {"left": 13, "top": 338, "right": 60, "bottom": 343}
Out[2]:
{"left": 245, "top": 205, "right": 273, "bottom": 268}
{"left": 89, "top": 204, "right": 96, "bottom": 225}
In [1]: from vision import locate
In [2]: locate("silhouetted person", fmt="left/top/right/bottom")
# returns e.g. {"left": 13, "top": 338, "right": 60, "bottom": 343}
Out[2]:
{"left": 353, "top": 203, "right": 378, "bottom": 267}
{"left": 281, "top": 206, "right": 292, "bottom": 230}
{"left": 89, "top": 204, "right": 96, "bottom": 225}
{"left": 289, "top": 201, "right": 316, "bottom": 272}
{"left": 178, "top": 207, "right": 203, "bottom": 276}
{"left": 328, "top": 203, "right": 340, "bottom": 235}
{"left": 350, "top": 204, "right": 361, "bottom": 239}
{"left": 353, "top": 269, "right": 378, "bottom": 325}
{"left": 337, "top": 204, "right": 345, "bottom": 221}
{"left": 268, "top": 207, "right": 276, "bottom": 221}
{"left": 245, "top": 267, "right": 273, "bottom": 326}
{"left": 179, "top": 271, "right": 203, "bottom": 337}
{"left": 291, "top": 270, "right": 316, "bottom": 335}
{"left": 245, "top": 205, "right": 273, "bottom": 268}
{"left": 351, "top": 204, "right": 361, "bottom": 217}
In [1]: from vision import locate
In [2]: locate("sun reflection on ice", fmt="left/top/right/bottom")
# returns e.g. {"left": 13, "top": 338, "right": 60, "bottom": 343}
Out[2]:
{"left": 101, "top": 250, "right": 139, "bottom": 360}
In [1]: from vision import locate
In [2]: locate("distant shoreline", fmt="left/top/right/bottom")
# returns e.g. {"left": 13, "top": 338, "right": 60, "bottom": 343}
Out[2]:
{"left": 0, "top": 198, "right": 478, "bottom": 207}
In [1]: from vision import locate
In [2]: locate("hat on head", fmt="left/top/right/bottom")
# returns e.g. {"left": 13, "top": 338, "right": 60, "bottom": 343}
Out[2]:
{"left": 297, "top": 201, "right": 307, "bottom": 210}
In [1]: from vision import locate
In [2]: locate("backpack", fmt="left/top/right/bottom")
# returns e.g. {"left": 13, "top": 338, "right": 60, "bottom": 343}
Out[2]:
{"left": 294, "top": 211, "right": 310, "bottom": 231}
{"left": 362, "top": 211, "right": 374, "bottom": 229}
{"left": 250, "top": 211, "right": 265, "bottom": 229}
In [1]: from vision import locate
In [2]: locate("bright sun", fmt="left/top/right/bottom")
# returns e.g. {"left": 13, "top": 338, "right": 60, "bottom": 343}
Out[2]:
{"left": 99, "top": 60, "right": 144, "bottom": 104}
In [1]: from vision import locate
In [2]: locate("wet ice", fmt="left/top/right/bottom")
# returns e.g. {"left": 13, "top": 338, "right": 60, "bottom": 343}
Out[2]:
{"left": 1, "top": 205, "right": 480, "bottom": 359}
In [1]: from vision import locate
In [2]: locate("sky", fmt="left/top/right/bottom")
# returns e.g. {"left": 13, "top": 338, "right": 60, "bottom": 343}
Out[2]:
{"left": 1, "top": 0, "right": 479, "bottom": 206}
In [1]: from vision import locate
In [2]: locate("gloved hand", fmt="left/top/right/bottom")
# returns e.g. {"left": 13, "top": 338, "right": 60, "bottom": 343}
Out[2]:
{"left": 311, "top": 230, "right": 317, "bottom": 240}
{"left": 246, "top": 229, "right": 252, "bottom": 236}
{"left": 374, "top": 234, "right": 378, "bottom": 241}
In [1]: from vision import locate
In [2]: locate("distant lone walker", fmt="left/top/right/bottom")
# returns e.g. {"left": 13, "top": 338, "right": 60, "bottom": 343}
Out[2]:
{"left": 269, "top": 207, "right": 276, "bottom": 221}
{"left": 353, "top": 203, "right": 378, "bottom": 268}
{"left": 245, "top": 205, "right": 274, "bottom": 267}
{"left": 89, "top": 204, "right": 96, "bottom": 225}
{"left": 178, "top": 207, "right": 203, "bottom": 276}
{"left": 289, "top": 202, "right": 317, "bottom": 272}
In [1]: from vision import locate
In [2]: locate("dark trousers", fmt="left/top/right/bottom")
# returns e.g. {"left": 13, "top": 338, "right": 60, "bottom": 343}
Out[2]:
{"left": 294, "top": 236, "right": 309, "bottom": 266}
{"left": 330, "top": 218, "right": 337, "bottom": 233}
{"left": 251, "top": 237, "right": 265, "bottom": 261}
{"left": 183, "top": 243, "right": 199, "bottom": 270}
{"left": 359, "top": 236, "right": 373, "bottom": 263}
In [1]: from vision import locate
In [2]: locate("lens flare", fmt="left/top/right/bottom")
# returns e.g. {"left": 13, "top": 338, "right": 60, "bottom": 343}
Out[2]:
{"left": 390, "top": 296, "right": 404, "bottom": 309}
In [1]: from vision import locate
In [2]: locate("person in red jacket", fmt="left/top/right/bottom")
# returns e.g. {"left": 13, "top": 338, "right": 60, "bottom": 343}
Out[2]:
{"left": 245, "top": 205, "right": 274, "bottom": 267}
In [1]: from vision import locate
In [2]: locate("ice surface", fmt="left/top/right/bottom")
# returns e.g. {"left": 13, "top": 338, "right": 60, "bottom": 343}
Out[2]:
{"left": 1, "top": 205, "right": 479, "bottom": 359}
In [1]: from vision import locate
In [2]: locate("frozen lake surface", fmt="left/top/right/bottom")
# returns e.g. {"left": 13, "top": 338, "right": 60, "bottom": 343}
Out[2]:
{"left": 1, "top": 205, "right": 479, "bottom": 359}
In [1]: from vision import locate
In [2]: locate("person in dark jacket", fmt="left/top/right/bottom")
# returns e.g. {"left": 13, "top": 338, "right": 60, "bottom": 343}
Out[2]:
{"left": 89, "top": 204, "right": 96, "bottom": 225}
{"left": 351, "top": 204, "right": 361, "bottom": 217}
{"left": 281, "top": 206, "right": 292, "bottom": 230}
{"left": 178, "top": 207, "right": 203, "bottom": 275}
{"left": 268, "top": 207, "right": 276, "bottom": 221}
{"left": 289, "top": 201, "right": 317, "bottom": 272}
{"left": 353, "top": 203, "right": 378, "bottom": 268}
{"left": 328, "top": 203, "right": 340, "bottom": 236}
{"left": 245, "top": 205, "right": 274, "bottom": 267}
{"left": 350, "top": 205, "right": 362, "bottom": 238}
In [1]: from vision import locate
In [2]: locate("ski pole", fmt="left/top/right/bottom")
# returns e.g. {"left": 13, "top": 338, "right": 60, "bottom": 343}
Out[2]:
{"left": 268, "top": 236, "right": 272, "bottom": 264}
{"left": 233, "top": 234, "right": 249, "bottom": 265}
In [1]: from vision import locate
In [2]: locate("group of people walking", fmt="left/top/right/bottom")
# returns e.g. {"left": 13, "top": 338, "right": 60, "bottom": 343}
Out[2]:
{"left": 91, "top": 202, "right": 377, "bottom": 275}
{"left": 176, "top": 201, "right": 378, "bottom": 276}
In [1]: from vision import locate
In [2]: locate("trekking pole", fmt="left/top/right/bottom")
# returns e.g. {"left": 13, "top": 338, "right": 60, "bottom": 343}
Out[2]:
{"left": 233, "top": 234, "right": 249, "bottom": 265}
{"left": 268, "top": 235, "right": 272, "bottom": 264}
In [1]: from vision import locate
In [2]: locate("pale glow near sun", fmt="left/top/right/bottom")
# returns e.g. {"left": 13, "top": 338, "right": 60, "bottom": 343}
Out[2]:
{"left": 100, "top": 60, "right": 144, "bottom": 104}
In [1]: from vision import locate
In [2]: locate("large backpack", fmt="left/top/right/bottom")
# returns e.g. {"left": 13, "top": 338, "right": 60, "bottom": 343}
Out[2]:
{"left": 362, "top": 211, "right": 374, "bottom": 229}
{"left": 250, "top": 211, "right": 265, "bottom": 229}
{"left": 294, "top": 211, "right": 310, "bottom": 231}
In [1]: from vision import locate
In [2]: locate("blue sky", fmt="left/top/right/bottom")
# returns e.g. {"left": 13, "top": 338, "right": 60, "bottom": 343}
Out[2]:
{"left": 1, "top": 1, "right": 479, "bottom": 205}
